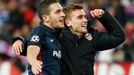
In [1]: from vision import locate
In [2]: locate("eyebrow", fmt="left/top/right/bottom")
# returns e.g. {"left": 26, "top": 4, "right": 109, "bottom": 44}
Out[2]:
{"left": 77, "top": 14, "right": 87, "bottom": 18}
{"left": 55, "top": 9, "right": 62, "bottom": 13}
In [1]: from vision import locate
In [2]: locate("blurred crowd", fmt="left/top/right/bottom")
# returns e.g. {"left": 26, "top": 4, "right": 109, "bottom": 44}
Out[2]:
{"left": 0, "top": 0, "right": 134, "bottom": 74}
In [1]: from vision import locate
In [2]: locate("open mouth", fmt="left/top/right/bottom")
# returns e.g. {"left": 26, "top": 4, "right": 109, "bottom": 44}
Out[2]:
{"left": 81, "top": 25, "right": 87, "bottom": 27}
{"left": 81, "top": 22, "right": 87, "bottom": 27}
{"left": 59, "top": 19, "right": 64, "bottom": 23}
{"left": 81, "top": 24, "right": 87, "bottom": 28}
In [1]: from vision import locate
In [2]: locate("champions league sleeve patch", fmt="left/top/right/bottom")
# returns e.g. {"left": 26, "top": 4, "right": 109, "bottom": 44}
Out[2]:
{"left": 30, "top": 35, "right": 40, "bottom": 42}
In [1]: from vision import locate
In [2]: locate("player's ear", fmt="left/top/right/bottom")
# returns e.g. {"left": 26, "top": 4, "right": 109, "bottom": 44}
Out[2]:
{"left": 42, "top": 15, "right": 49, "bottom": 23}
{"left": 65, "top": 19, "right": 72, "bottom": 27}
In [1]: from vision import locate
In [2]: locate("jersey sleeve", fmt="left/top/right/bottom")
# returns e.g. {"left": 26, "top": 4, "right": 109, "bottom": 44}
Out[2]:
{"left": 27, "top": 27, "right": 42, "bottom": 48}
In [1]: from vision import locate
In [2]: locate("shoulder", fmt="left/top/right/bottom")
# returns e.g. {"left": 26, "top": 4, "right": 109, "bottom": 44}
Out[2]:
{"left": 31, "top": 25, "right": 46, "bottom": 36}
{"left": 31, "top": 26, "right": 43, "bottom": 34}
{"left": 28, "top": 26, "right": 46, "bottom": 42}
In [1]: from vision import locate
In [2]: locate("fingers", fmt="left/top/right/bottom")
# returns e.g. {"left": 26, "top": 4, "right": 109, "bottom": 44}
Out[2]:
{"left": 16, "top": 45, "right": 20, "bottom": 55}
{"left": 32, "top": 67, "right": 39, "bottom": 75}
{"left": 90, "top": 11, "right": 95, "bottom": 18}
{"left": 90, "top": 9, "right": 105, "bottom": 19}
{"left": 36, "top": 61, "right": 43, "bottom": 72}
{"left": 18, "top": 42, "right": 23, "bottom": 52}
{"left": 31, "top": 61, "right": 43, "bottom": 75}
{"left": 12, "top": 44, "right": 20, "bottom": 55}
{"left": 12, "top": 40, "right": 24, "bottom": 55}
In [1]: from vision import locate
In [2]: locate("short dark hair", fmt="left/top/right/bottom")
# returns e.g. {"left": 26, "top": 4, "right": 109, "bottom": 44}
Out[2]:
{"left": 63, "top": 3, "right": 83, "bottom": 19}
{"left": 37, "top": 0, "right": 59, "bottom": 21}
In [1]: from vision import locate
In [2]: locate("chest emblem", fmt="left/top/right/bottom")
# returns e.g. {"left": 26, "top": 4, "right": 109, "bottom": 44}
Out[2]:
{"left": 85, "top": 33, "right": 93, "bottom": 41}
{"left": 53, "top": 51, "right": 61, "bottom": 58}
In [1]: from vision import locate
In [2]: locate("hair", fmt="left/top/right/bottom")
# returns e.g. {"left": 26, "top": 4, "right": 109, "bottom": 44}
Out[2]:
{"left": 63, "top": 3, "right": 83, "bottom": 19}
{"left": 37, "top": 0, "right": 59, "bottom": 22}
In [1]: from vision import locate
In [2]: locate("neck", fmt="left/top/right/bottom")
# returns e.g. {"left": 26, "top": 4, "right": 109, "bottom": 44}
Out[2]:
{"left": 43, "top": 22, "right": 55, "bottom": 30}
{"left": 70, "top": 28, "right": 83, "bottom": 38}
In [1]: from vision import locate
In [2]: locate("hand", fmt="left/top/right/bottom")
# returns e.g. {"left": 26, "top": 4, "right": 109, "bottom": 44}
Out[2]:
{"left": 30, "top": 60, "right": 43, "bottom": 75}
{"left": 12, "top": 40, "right": 24, "bottom": 55}
{"left": 90, "top": 9, "right": 105, "bottom": 19}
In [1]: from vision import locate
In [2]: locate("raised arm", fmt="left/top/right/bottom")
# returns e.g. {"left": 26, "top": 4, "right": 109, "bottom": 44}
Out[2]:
{"left": 90, "top": 9, "right": 125, "bottom": 50}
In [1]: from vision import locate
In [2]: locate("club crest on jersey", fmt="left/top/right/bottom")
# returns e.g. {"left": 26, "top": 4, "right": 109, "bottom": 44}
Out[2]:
{"left": 53, "top": 51, "right": 61, "bottom": 58}
{"left": 85, "top": 33, "right": 93, "bottom": 41}
{"left": 30, "top": 35, "right": 40, "bottom": 42}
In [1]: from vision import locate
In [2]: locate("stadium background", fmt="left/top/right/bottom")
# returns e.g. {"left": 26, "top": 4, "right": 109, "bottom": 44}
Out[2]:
{"left": 0, "top": 0, "right": 134, "bottom": 75}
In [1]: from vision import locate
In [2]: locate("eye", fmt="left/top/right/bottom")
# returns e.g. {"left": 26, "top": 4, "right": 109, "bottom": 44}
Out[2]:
{"left": 55, "top": 9, "right": 61, "bottom": 14}
{"left": 77, "top": 15, "right": 87, "bottom": 19}
{"left": 84, "top": 15, "right": 87, "bottom": 19}
{"left": 77, "top": 15, "right": 83, "bottom": 19}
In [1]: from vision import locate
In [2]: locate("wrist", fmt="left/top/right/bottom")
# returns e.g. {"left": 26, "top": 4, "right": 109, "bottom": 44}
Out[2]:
{"left": 12, "top": 36, "right": 24, "bottom": 44}
{"left": 27, "top": 57, "right": 37, "bottom": 65}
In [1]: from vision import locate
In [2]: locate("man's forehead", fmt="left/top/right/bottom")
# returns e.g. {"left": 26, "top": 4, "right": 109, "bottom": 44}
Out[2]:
{"left": 49, "top": 3, "right": 63, "bottom": 11}
{"left": 71, "top": 9, "right": 86, "bottom": 16}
